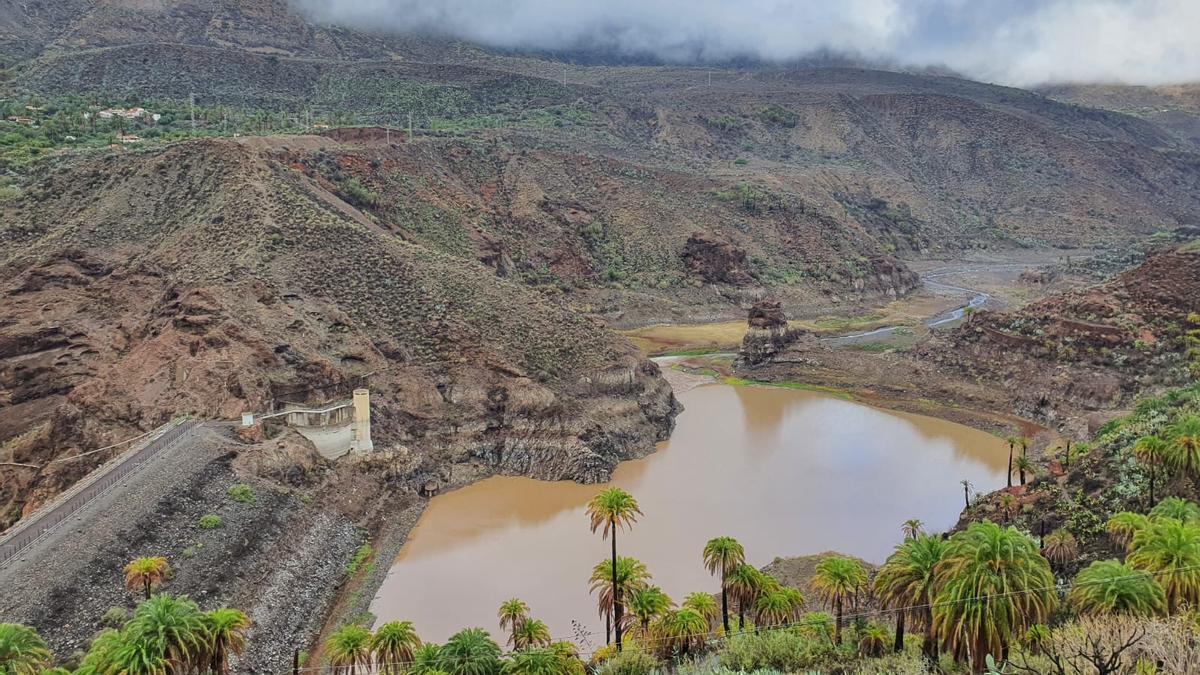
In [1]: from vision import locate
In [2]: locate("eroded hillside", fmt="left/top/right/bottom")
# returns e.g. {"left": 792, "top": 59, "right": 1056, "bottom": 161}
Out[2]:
{"left": 0, "top": 136, "right": 678, "bottom": 529}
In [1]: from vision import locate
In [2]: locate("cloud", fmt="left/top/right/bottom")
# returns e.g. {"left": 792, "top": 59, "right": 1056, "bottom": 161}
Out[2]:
{"left": 290, "top": 0, "right": 1200, "bottom": 86}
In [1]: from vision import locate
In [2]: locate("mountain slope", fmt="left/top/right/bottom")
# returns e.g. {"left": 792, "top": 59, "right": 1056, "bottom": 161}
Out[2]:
{"left": 0, "top": 136, "right": 678, "bottom": 529}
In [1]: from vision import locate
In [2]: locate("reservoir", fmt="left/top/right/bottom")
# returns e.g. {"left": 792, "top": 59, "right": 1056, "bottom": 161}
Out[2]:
{"left": 370, "top": 383, "right": 1008, "bottom": 646}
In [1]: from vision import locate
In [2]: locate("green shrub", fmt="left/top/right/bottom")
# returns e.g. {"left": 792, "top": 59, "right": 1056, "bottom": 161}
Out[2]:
{"left": 719, "top": 628, "right": 836, "bottom": 672}
{"left": 198, "top": 514, "right": 221, "bottom": 529}
{"left": 101, "top": 606, "right": 128, "bottom": 628}
{"left": 227, "top": 484, "right": 254, "bottom": 503}
{"left": 707, "top": 115, "right": 743, "bottom": 132}
{"left": 343, "top": 177, "right": 380, "bottom": 208}
{"left": 596, "top": 649, "right": 660, "bottom": 675}
{"left": 758, "top": 105, "right": 799, "bottom": 127}
{"left": 347, "top": 542, "right": 374, "bottom": 575}
{"left": 734, "top": 157, "right": 749, "bottom": 165}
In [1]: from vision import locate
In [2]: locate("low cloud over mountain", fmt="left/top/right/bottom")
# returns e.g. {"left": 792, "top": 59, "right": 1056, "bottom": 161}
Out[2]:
{"left": 291, "top": 0, "right": 1200, "bottom": 86}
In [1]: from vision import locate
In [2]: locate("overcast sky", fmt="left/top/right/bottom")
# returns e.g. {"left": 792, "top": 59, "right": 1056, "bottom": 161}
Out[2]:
{"left": 292, "top": 0, "right": 1199, "bottom": 86}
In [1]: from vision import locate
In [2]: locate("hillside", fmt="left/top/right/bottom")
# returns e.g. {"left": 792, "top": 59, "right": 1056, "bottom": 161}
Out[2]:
{"left": 2, "top": 0, "right": 1199, "bottom": 269}
{"left": 1041, "top": 83, "right": 1200, "bottom": 148}
{"left": 926, "top": 244, "right": 1200, "bottom": 418}
{"left": 0, "top": 135, "right": 678, "bottom": 529}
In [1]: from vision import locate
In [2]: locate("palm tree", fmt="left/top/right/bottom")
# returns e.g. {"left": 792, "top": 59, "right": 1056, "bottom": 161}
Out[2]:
{"left": 1004, "top": 436, "right": 1019, "bottom": 488}
{"left": 1042, "top": 529, "right": 1078, "bottom": 571}
{"left": 1127, "top": 516, "right": 1200, "bottom": 613}
{"left": 1133, "top": 435, "right": 1168, "bottom": 506}
{"left": 115, "top": 594, "right": 210, "bottom": 675}
{"left": 1013, "top": 455, "right": 1033, "bottom": 486}
{"left": 511, "top": 619, "right": 551, "bottom": 650}
{"left": 1067, "top": 560, "right": 1166, "bottom": 617}
{"left": 627, "top": 586, "right": 672, "bottom": 637}
{"left": 409, "top": 643, "right": 443, "bottom": 675}
{"left": 203, "top": 608, "right": 250, "bottom": 675}
{"left": 124, "top": 556, "right": 171, "bottom": 600}
{"left": 702, "top": 536, "right": 745, "bottom": 634}
{"left": 586, "top": 488, "right": 641, "bottom": 651}
{"left": 960, "top": 480, "right": 972, "bottom": 509}
{"left": 0, "top": 623, "right": 53, "bottom": 675}
{"left": 932, "top": 521, "right": 1057, "bottom": 672}
{"left": 682, "top": 592, "right": 719, "bottom": 629}
{"left": 326, "top": 625, "right": 373, "bottom": 675}
{"left": 1164, "top": 415, "right": 1200, "bottom": 476}
{"left": 371, "top": 621, "right": 422, "bottom": 675}
{"left": 549, "top": 642, "right": 584, "bottom": 675}
{"left": 726, "top": 563, "right": 766, "bottom": 631}
{"left": 812, "top": 556, "right": 867, "bottom": 645}
{"left": 1150, "top": 496, "right": 1200, "bottom": 523}
{"left": 901, "top": 519, "right": 924, "bottom": 541}
{"left": 589, "top": 557, "right": 650, "bottom": 641}
{"left": 753, "top": 588, "right": 804, "bottom": 627}
{"left": 1106, "top": 511, "right": 1150, "bottom": 551}
{"left": 858, "top": 624, "right": 890, "bottom": 658}
{"left": 498, "top": 599, "right": 530, "bottom": 649}
{"left": 503, "top": 647, "right": 580, "bottom": 675}
{"left": 998, "top": 494, "right": 1017, "bottom": 523}
{"left": 651, "top": 608, "right": 708, "bottom": 658}
{"left": 74, "top": 629, "right": 126, "bottom": 675}
{"left": 874, "top": 534, "right": 948, "bottom": 659}
{"left": 440, "top": 628, "right": 501, "bottom": 675}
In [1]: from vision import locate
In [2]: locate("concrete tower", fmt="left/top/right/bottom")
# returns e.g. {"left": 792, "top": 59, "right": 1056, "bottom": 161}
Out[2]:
{"left": 350, "top": 388, "right": 374, "bottom": 452}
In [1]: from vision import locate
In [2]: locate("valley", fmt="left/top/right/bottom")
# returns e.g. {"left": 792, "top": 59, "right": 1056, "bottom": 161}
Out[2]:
{"left": 2, "top": 1, "right": 1200, "bottom": 673}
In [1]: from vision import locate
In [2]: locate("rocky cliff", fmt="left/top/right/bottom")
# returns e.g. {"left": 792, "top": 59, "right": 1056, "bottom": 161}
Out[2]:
{"left": 0, "top": 137, "right": 679, "bottom": 529}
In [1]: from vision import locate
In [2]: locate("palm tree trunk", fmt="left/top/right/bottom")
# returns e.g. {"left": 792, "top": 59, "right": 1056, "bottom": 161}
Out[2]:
{"left": 963, "top": 484, "right": 969, "bottom": 508}
{"left": 1149, "top": 465, "right": 1156, "bottom": 507}
{"left": 144, "top": 578, "right": 151, "bottom": 600}
{"left": 611, "top": 518, "right": 622, "bottom": 652}
{"left": 605, "top": 612, "right": 611, "bottom": 645}
{"left": 924, "top": 607, "right": 938, "bottom": 661}
{"left": 893, "top": 612, "right": 905, "bottom": 653}
{"left": 738, "top": 606, "right": 745, "bottom": 631}
{"left": 1007, "top": 444, "right": 1013, "bottom": 488}
{"left": 1019, "top": 469, "right": 1026, "bottom": 485}
{"left": 720, "top": 568, "right": 730, "bottom": 634}
{"left": 834, "top": 597, "right": 843, "bottom": 645}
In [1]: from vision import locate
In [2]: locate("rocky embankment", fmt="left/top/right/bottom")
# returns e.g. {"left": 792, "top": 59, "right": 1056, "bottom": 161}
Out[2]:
{"left": 923, "top": 245, "right": 1200, "bottom": 422}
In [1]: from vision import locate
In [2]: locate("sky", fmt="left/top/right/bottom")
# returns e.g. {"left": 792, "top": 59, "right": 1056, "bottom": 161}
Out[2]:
{"left": 291, "top": 0, "right": 1200, "bottom": 86}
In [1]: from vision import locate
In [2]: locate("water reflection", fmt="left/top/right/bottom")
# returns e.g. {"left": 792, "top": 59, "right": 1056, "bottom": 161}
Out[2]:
{"left": 371, "top": 384, "right": 1007, "bottom": 645}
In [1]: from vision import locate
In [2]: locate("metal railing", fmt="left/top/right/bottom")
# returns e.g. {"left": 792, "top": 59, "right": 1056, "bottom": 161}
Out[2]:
{"left": 0, "top": 420, "right": 199, "bottom": 569}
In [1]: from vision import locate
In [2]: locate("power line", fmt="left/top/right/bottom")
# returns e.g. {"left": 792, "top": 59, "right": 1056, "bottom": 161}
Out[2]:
{"left": 296, "top": 560, "right": 1200, "bottom": 672}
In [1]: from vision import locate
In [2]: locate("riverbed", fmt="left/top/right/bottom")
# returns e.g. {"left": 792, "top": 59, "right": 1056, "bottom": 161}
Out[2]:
{"left": 369, "top": 383, "right": 1007, "bottom": 646}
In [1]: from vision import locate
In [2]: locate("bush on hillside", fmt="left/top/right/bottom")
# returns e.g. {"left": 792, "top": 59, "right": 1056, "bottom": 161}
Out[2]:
{"left": 596, "top": 648, "right": 660, "bottom": 675}
{"left": 719, "top": 628, "right": 840, "bottom": 672}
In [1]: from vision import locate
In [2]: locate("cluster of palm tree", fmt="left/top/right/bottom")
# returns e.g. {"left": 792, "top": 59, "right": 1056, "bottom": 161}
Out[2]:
{"left": 325, "top": 621, "right": 581, "bottom": 675}
{"left": 1105, "top": 496, "right": 1200, "bottom": 613}
{"left": 2, "top": 556, "right": 249, "bottom": 675}
{"left": 1130, "top": 416, "right": 1200, "bottom": 506}
{"left": 1004, "top": 436, "right": 1032, "bottom": 488}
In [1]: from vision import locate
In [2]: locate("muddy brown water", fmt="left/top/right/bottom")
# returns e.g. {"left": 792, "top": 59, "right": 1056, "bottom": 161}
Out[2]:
{"left": 371, "top": 384, "right": 1007, "bottom": 646}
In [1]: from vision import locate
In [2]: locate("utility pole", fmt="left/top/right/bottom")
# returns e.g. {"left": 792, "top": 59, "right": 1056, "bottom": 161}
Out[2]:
{"left": 562, "top": 65, "right": 567, "bottom": 86}
{"left": 407, "top": 112, "right": 413, "bottom": 142}
{"left": 292, "top": 649, "right": 300, "bottom": 675}
{"left": 189, "top": 92, "right": 195, "bottom": 135}
{"left": 707, "top": 70, "right": 712, "bottom": 87}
